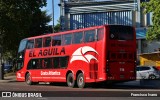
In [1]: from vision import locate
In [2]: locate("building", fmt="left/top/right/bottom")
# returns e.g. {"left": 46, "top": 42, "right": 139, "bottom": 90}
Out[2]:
{"left": 59, "top": 0, "right": 156, "bottom": 56}
{"left": 59, "top": 0, "right": 137, "bottom": 31}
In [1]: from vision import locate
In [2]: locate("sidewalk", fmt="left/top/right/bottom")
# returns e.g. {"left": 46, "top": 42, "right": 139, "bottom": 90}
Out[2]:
{"left": 0, "top": 75, "right": 16, "bottom": 83}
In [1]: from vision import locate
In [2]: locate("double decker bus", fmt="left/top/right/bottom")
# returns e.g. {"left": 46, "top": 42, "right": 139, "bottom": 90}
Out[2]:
{"left": 16, "top": 25, "right": 136, "bottom": 88}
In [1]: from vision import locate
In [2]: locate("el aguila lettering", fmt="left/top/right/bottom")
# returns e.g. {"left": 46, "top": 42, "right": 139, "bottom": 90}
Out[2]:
{"left": 29, "top": 47, "right": 65, "bottom": 57}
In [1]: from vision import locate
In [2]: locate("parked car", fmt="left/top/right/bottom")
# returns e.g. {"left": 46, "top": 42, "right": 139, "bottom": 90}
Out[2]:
{"left": 3, "top": 64, "right": 12, "bottom": 73}
{"left": 136, "top": 66, "right": 160, "bottom": 79}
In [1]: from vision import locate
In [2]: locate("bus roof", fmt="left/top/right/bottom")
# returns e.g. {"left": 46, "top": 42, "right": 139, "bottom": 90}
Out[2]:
{"left": 24, "top": 24, "right": 133, "bottom": 40}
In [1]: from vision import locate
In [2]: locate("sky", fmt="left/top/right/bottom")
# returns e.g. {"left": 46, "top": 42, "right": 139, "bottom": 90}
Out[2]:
{"left": 41, "top": 0, "right": 60, "bottom": 26}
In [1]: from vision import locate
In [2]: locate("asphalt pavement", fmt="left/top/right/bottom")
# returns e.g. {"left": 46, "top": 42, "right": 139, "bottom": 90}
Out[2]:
{"left": 1, "top": 75, "right": 160, "bottom": 88}
{"left": 1, "top": 74, "right": 160, "bottom": 90}
{"left": 0, "top": 76, "right": 160, "bottom": 100}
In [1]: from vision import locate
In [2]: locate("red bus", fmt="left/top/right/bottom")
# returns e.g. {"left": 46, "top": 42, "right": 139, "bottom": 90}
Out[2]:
{"left": 16, "top": 25, "right": 136, "bottom": 88}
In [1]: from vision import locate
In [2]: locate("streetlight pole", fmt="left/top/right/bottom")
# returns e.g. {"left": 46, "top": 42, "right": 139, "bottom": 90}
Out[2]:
{"left": 52, "top": 0, "right": 54, "bottom": 33}
{"left": 0, "top": 47, "right": 3, "bottom": 80}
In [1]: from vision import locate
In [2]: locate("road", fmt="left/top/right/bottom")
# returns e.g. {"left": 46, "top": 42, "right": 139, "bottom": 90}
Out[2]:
{"left": 0, "top": 78, "right": 160, "bottom": 99}
{"left": 0, "top": 79, "right": 159, "bottom": 91}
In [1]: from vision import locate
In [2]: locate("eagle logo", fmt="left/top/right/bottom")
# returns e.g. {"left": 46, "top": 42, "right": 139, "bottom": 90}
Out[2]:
{"left": 70, "top": 46, "right": 98, "bottom": 63}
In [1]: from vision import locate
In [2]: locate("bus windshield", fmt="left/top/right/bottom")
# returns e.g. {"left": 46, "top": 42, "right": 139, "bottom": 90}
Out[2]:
{"left": 109, "top": 25, "right": 134, "bottom": 40}
{"left": 18, "top": 39, "right": 27, "bottom": 52}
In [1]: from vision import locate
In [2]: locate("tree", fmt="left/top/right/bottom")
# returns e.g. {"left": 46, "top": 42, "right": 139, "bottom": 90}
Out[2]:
{"left": 29, "top": 10, "right": 52, "bottom": 36}
{"left": 54, "top": 19, "right": 60, "bottom": 33}
{"left": 0, "top": 0, "right": 51, "bottom": 59}
{"left": 141, "top": 0, "right": 160, "bottom": 40}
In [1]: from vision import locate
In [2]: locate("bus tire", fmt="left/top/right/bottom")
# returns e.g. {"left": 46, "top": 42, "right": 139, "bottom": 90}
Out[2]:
{"left": 67, "top": 73, "right": 75, "bottom": 88}
{"left": 25, "top": 73, "right": 33, "bottom": 85}
{"left": 77, "top": 73, "right": 85, "bottom": 88}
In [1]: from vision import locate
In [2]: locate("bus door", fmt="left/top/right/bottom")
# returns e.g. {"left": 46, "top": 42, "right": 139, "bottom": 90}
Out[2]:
{"left": 26, "top": 58, "right": 40, "bottom": 82}
{"left": 16, "top": 59, "right": 26, "bottom": 81}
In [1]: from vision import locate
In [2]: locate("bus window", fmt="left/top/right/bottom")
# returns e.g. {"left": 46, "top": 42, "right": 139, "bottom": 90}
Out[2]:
{"left": 37, "top": 59, "right": 42, "bottom": 69}
{"left": 52, "top": 35, "right": 61, "bottom": 46}
{"left": 43, "top": 37, "right": 51, "bottom": 47}
{"left": 26, "top": 40, "right": 34, "bottom": 49}
{"left": 84, "top": 30, "right": 95, "bottom": 43}
{"left": 53, "top": 57, "right": 59, "bottom": 68}
{"left": 97, "top": 28, "right": 104, "bottom": 41}
{"left": 42, "top": 59, "right": 46, "bottom": 69}
{"left": 59, "top": 56, "right": 69, "bottom": 68}
{"left": 27, "top": 59, "right": 38, "bottom": 69}
{"left": 35, "top": 38, "right": 42, "bottom": 48}
{"left": 42, "top": 58, "right": 51, "bottom": 69}
{"left": 73, "top": 32, "right": 83, "bottom": 44}
{"left": 18, "top": 39, "right": 27, "bottom": 52}
{"left": 109, "top": 26, "right": 134, "bottom": 40}
{"left": 51, "top": 57, "right": 69, "bottom": 69}
{"left": 46, "top": 58, "right": 51, "bottom": 68}
{"left": 63, "top": 34, "right": 72, "bottom": 45}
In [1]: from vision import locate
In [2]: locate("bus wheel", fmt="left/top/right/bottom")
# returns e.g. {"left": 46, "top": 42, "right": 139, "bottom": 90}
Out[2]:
{"left": 77, "top": 73, "right": 85, "bottom": 88}
{"left": 67, "top": 73, "right": 75, "bottom": 88}
{"left": 25, "top": 73, "right": 33, "bottom": 85}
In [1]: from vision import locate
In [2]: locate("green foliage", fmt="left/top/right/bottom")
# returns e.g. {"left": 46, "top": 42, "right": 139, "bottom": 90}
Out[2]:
{"left": 0, "top": 0, "right": 51, "bottom": 59}
{"left": 54, "top": 19, "right": 60, "bottom": 33}
{"left": 141, "top": 0, "right": 160, "bottom": 40}
{"left": 29, "top": 10, "right": 52, "bottom": 36}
